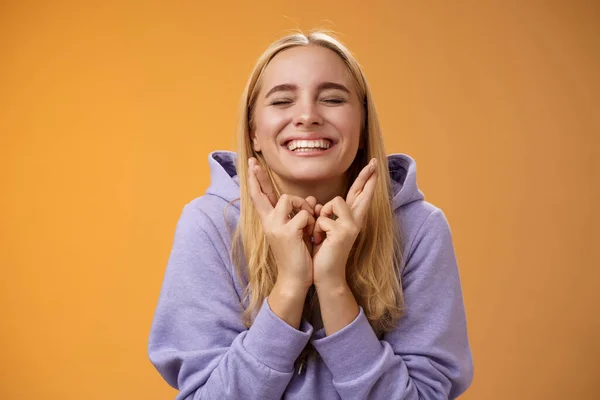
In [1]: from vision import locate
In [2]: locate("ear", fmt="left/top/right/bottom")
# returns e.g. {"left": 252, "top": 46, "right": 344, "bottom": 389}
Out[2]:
{"left": 251, "top": 134, "right": 261, "bottom": 152}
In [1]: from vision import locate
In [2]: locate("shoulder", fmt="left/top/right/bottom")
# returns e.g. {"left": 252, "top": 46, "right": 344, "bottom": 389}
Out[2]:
{"left": 184, "top": 194, "right": 239, "bottom": 230}
{"left": 395, "top": 200, "right": 454, "bottom": 264}
{"left": 175, "top": 195, "right": 240, "bottom": 259}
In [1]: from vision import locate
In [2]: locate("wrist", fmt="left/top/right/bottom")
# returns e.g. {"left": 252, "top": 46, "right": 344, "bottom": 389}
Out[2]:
{"left": 314, "top": 279, "right": 350, "bottom": 295}
{"left": 268, "top": 280, "right": 309, "bottom": 329}
{"left": 314, "top": 281, "right": 359, "bottom": 336}
{"left": 272, "top": 278, "right": 310, "bottom": 299}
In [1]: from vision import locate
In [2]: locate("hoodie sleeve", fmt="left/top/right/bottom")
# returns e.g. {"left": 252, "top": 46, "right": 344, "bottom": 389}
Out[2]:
{"left": 148, "top": 204, "right": 313, "bottom": 400}
{"left": 311, "top": 208, "right": 474, "bottom": 399}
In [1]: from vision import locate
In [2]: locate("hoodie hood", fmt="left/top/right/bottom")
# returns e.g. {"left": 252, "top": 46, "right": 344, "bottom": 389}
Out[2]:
{"left": 205, "top": 151, "right": 424, "bottom": 211}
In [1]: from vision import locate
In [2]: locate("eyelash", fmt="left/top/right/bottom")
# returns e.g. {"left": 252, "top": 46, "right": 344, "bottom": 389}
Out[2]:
{"left": 270, "top": 98, "right": 346, "bottom": 106}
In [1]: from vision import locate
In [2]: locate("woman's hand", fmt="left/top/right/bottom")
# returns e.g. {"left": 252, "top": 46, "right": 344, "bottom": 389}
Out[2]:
{"left": 312, "top": 159, "right": 378, "bottom": 289}
{"left": 248, "top": 157, "right": 316, "bottom": 292}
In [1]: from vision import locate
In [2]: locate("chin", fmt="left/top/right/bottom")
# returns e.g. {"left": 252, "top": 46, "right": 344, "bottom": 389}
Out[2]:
{"left": 286, "top": 169, "right": 339, "bottom": 183}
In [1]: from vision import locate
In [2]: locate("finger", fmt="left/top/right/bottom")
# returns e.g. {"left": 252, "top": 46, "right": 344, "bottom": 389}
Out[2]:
{"left": 304, "top": 196, "right": 317, "bottom": 236}
{"left": 273, "top": 194, "right": 314, "bottom": 223}
{"left": 320, "top": 196, "right": 353, "bottom": 222}
{"left": 313, "top": 198, "right": 345, "bottom": 245}
{"left": 288, "top": 209, "right": 316, "bottom": 237}
{"left": 313, "top": 217, "right": 324, "bottom": 245}
{"left": 247, "top": 158, "right": 274, "bottom": 219}
{"left": 254, "top": 162, "right": 278, "bottom": 207}
{"left": 305, "top": 196, "right": 317, "bottom": 210}
{"left": 313, "top": 215, "right": 336, "bottom": 245}
{"left": 346, "top": 158, "right": 376, "bottom": 208}
{"left": 314, "top": 203, "right": 323, "bottom": 217}
{"left": 319, "top": 200, "right": 333, "bottom": 219}
{"left": 351, "top": 161, "right": 378, "bottom": 224}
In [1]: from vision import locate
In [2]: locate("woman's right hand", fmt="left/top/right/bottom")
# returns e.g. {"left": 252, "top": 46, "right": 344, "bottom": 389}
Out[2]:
{"left": 248, "top": 157, "right": 316, "bottom": 293}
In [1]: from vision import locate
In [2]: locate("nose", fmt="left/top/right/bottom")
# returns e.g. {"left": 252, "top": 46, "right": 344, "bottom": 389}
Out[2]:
{"left": 292, "top": 98, "right": 324, "bottom": 128}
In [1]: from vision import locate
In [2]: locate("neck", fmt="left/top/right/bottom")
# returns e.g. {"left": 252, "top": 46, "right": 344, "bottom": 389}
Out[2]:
{"left": 273, "top": 175, "right": 348, "bottom": 206}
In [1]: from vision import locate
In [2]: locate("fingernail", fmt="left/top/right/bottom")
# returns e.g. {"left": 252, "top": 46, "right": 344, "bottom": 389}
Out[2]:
{"left": 248, "top": 158, "right": 253, "bottom": 167}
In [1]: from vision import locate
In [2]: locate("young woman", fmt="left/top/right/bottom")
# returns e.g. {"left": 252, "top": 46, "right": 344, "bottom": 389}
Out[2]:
{"left": 148, "top": 31, "right": 474, "bottom": 399}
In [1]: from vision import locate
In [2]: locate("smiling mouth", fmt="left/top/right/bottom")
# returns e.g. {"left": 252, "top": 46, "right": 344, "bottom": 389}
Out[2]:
{"left": 285, "top": 139, "right": 333, "bottom": 152}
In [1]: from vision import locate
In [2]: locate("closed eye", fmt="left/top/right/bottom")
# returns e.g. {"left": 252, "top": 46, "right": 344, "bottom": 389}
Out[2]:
{"left": 322, "top": 97, "right": 346, "bottom": 104}
{"left": 269, "top": 98, "right": 346, "bottom": 106}
{"left": 270, "top": 99, "right": 293, "bottom": 106}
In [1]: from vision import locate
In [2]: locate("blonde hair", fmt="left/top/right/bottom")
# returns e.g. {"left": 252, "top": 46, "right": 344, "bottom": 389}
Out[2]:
{"left": 230, "top": 30, "right": 405, "bottom": 369}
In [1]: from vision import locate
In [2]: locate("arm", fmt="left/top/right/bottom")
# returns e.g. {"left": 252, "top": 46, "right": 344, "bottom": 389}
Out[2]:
{"left": 314, "top": 282, "right": 359, "bottom": 336}
{"left": 148, "top": 204, "right": 313, "bottom": 400}
{"left": 269, "top": 280, "right": 309, "bottom": 329}
{"left": 311, "top": 209, "right": 474, "bottom": 399}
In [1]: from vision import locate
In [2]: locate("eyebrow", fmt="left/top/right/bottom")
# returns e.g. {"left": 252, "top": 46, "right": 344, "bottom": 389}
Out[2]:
{"left": 264, "top": 82, "right": 351, "bottom": 98}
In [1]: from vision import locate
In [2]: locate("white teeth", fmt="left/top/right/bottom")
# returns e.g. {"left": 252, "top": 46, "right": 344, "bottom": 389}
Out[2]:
{"left": 286, "top": 139, "right": 332, "bottom": 151}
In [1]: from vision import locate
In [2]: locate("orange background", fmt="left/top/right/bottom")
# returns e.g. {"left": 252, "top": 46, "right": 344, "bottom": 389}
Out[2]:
{"left": 1, "top": 1, "right": 598, "bottom": 399}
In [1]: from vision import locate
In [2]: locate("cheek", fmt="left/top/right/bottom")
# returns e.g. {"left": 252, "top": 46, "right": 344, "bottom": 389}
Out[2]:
{"left": 254, "top": 108, "right": 289, "bottom": 140}
{"left": 329, "top": 108, "right": 362, "bottom": 143}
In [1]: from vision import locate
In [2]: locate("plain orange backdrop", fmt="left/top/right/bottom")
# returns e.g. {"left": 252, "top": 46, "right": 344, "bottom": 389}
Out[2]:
{"left": 1, "top": 1, "right": 598, "bottom": 399}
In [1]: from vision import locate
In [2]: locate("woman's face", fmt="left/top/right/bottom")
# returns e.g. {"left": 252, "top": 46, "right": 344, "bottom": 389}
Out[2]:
{"left": 251, "top": 45, "right": 363, "bottom": 186}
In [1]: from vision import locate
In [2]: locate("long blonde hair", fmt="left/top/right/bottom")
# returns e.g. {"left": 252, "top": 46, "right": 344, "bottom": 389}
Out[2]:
{"left": 231, "top": 30, "right": 405, "bottom": 367}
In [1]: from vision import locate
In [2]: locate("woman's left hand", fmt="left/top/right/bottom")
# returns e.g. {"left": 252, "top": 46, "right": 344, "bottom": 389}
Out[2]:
{"left": 312, "top": 158, "right": 378, "bottom": 288}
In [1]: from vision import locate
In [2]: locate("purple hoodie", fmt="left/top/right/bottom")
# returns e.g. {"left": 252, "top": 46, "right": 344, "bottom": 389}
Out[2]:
{"left": 148, "top": 151, "right": 473, "bottom": 399}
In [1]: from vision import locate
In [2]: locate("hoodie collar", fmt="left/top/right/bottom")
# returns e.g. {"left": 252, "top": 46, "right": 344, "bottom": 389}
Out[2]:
{"left": 205, "top": 151, "right": 423, "bottom": 210}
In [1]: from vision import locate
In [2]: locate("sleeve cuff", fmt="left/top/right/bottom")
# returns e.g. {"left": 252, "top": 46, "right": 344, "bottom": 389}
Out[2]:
{"left": 311, "top": 306, "right": 382, "bottom": 381}
{"left": 243, "top": 297, "right": 313, "bottom": 372}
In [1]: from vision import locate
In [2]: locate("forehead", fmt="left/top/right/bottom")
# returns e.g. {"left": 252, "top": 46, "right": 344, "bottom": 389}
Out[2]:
{"left": 261, "top": 45, "right": 354, "bottom": 90}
